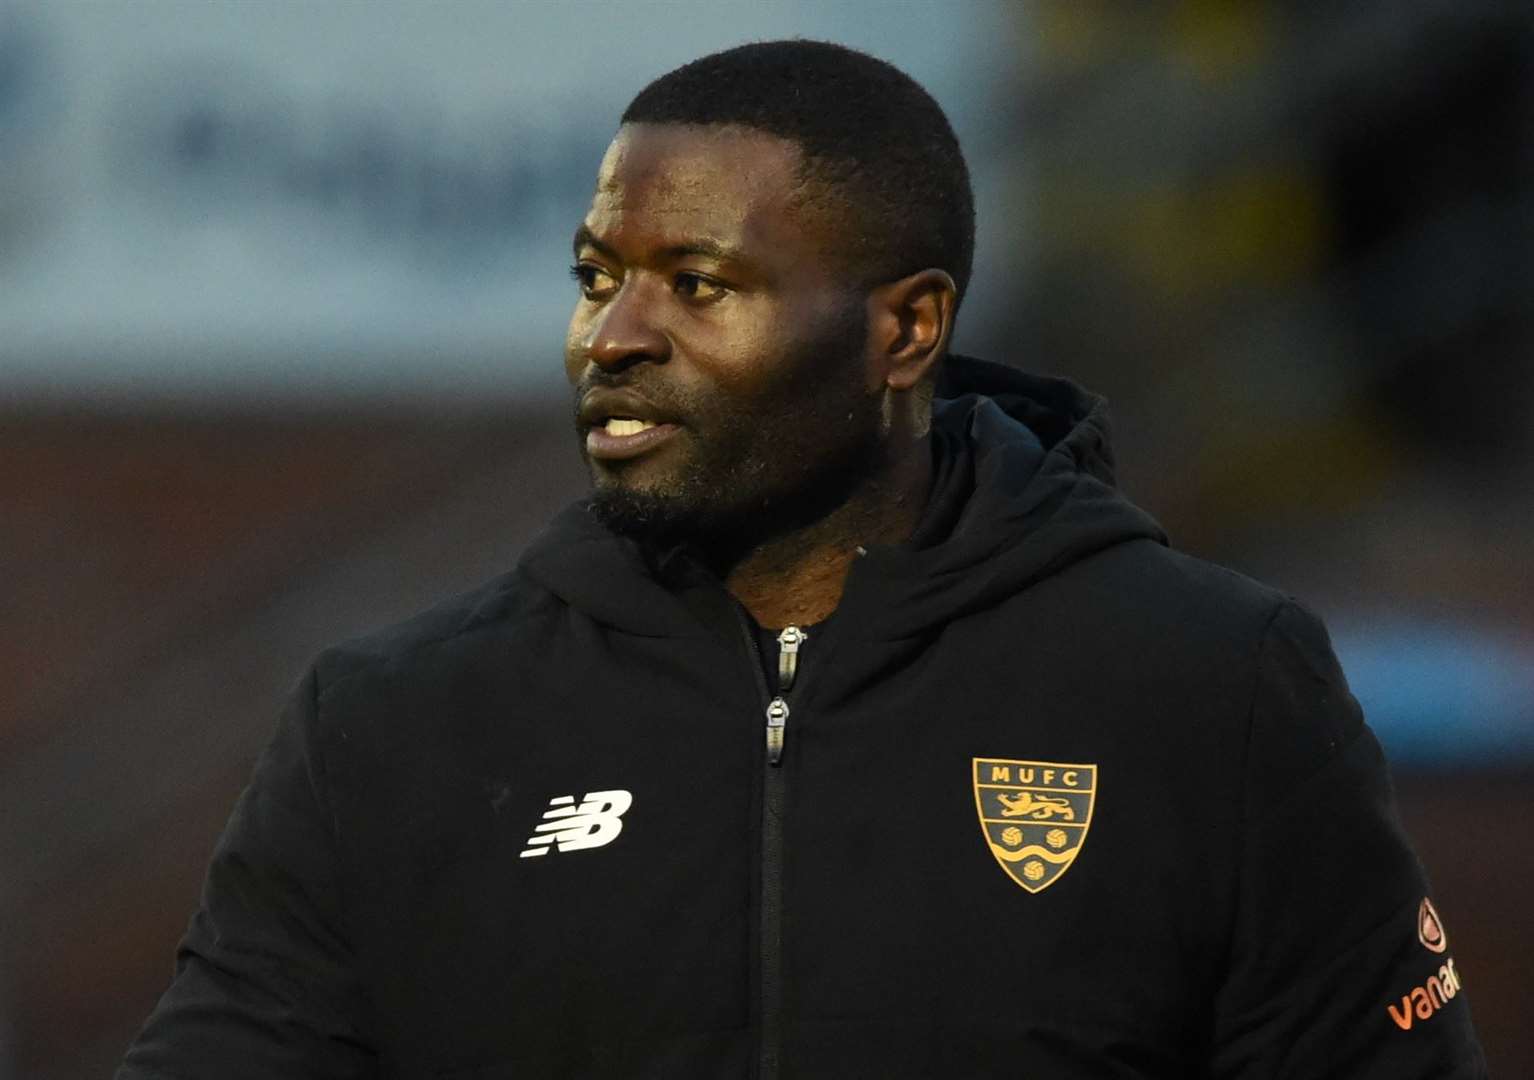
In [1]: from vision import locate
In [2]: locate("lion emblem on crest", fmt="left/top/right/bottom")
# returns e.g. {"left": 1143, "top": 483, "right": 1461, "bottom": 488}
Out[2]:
{"left": 996, "top": 790, "right": 1075, "bottom": 820}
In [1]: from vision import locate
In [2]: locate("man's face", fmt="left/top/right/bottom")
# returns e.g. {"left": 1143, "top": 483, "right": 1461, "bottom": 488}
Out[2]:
{"left": 565, "top": 123, "right": 885, "bottom": 549}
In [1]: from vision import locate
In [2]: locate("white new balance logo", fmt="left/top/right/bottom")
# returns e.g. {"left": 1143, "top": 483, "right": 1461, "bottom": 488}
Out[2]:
{"left": 519, "top": 789, "right": 633, "bottom": 858}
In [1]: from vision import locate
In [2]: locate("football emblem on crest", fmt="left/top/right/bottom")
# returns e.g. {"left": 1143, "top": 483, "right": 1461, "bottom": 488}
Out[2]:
{"left": 973, "top": 757, "right": 1096, "bottom": 894}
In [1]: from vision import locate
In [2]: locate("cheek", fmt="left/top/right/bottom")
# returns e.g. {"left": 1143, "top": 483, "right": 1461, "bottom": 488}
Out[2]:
{"left": 715, "top": 311, "right": 776, "bottom": 365}
{"left": 563, "top": 310, "right": 590, "bottom": 383}
{"left": 669, "top": 305, "right": 780, "bottom": 397}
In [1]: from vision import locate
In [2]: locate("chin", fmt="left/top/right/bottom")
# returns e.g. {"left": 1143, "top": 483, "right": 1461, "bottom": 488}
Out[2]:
{"left": 587, "top": 483, "right": 712, "bottom": 549}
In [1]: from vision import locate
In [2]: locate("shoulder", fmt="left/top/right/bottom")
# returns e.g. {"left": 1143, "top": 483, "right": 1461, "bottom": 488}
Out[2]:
{"left": 1040, "top": 540, "right": 1359, "bottom": 768}
{"left": 1120, "top": 543, "right": 1368, "bottom": 795}
{"left": 1128, "top": 540, "right": 1352, "bottom": 692}
{"left": 1038, "top": 537, "right": 1295, "bottom": 660}
{"left": 309, "top": 564, "right": 564, "bottom": 701}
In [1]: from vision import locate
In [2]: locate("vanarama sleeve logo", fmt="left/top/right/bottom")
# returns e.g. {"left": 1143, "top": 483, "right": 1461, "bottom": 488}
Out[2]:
{"left": 973, "top": 758, "right": 1096, "bottom": 893}
{"left": 1387, "top": 896, "right": 1464, "bottom": 1032}
{"left": 1388, "top": 955, "right": 1464, "bottom": 1031}
{"left": 1418, "top": 895, "right": 1448, "bottom": 953}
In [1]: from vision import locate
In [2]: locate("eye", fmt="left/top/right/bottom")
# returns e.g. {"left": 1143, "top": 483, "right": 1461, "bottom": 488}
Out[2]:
{"left": 569, "top": 262, "right": 618, "bottom": 301}
{"left": 674, "top": 271, "right": 728, "bottom": 304}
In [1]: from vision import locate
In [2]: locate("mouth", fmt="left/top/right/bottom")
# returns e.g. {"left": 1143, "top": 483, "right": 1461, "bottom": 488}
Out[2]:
{"left": 578, "top": 389, "right": 685, "bottom": 462}
{"left": 583, "top": 413, "right": 683, "bottom": 461}
{"left": 602, "top": 417, "right": 659, "bottom": 437}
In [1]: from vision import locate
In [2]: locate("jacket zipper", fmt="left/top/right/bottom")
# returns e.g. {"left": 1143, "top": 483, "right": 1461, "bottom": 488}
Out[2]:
{"left": 737, "top": 615, "right": 808, "bottom": 1080}
{"left": 767, "top": 624, "right": 805, "bottom": 764}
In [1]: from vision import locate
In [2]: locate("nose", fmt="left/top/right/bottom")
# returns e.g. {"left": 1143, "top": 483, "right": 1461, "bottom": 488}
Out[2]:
{"left": 582, "top": 280, "right": 671, "bottom": 373}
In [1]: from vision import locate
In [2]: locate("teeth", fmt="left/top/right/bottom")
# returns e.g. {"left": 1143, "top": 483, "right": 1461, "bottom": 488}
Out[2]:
{"left": 605, "top": 418, "right": 655, "bottom": 436}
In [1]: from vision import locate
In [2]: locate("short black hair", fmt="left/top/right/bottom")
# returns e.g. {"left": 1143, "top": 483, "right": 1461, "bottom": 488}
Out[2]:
{"left": 622, "top": 39, "right": 975, "bottom": 307}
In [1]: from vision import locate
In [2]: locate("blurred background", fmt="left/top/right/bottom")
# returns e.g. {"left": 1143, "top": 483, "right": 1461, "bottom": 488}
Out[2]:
{"left": 1, "top": 1, "right": 1530, "bottom": 1075}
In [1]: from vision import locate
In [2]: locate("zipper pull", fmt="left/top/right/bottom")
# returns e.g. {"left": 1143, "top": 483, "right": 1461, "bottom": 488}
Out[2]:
{"left": 765, "top": 625, "right": 804, "bottom": 766}
{"left": 765, "top": 697, "right": 790, "bottom": 766}
{"left": 776, "top": 625, "right": 807, "bottom": 691}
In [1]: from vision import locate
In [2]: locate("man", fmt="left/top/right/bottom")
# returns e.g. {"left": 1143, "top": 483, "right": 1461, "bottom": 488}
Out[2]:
{"left": 120, "top": 41, "right": 1486, "bottom": 1078}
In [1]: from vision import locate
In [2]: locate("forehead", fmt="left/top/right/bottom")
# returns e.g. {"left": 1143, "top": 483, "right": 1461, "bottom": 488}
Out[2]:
{"left": 583, "top": 123, "right": 820, "bottom": 260}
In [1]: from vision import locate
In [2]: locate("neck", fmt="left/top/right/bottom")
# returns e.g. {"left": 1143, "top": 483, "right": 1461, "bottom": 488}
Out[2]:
{"left": 721, "top": 433, "right": 932, "bottom": 628}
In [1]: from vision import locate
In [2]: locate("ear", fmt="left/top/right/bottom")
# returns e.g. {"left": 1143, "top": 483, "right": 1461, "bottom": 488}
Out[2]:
{"left": 866, "top": 269, "right": 957, "bottom": 392}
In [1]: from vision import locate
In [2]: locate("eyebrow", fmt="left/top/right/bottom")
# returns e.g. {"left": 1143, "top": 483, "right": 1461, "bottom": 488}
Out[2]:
{"left": 572, "top": 224, "right": 614, "bottom": 260}
{"left": 572, "top": 224, "right": 746, "bottom": 265}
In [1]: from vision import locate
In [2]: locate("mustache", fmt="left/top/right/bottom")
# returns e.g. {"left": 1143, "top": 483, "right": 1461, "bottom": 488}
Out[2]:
{"left": 572, "top": 369, "right": 691, "bottom": 422}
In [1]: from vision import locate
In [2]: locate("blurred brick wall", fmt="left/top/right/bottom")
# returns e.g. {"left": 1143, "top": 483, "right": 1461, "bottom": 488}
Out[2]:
{"left": 0, "top": 403, "right": 586, "bottom": 1077}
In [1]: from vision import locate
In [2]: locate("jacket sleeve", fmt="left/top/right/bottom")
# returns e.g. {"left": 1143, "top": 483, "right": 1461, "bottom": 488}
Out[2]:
{"left": 117, "top": 665, "right": 377, "bottom": 1079}
{"left": 1209, "top": 602, "right": 1487, "bottom": 1079}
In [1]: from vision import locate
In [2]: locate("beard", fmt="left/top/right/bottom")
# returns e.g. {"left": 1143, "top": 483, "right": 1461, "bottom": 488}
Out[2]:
{"left": 578, "top": 302, "right": 885, "bottom": 559}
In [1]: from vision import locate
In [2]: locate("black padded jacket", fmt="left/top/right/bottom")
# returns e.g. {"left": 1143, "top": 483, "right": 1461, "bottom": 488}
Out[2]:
{"left": 119, "top": 356, "right": 1487, "bottom": 1078}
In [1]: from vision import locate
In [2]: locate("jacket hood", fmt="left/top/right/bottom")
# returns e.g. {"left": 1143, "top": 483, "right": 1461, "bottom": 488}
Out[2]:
{"left": 519, "top": 354, "right": 1166, "bottom": 640}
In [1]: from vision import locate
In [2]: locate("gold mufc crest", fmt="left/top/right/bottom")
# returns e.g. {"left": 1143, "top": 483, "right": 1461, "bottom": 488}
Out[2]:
{"left": 973, "top": 757, "right": 1096, "bottom": 893}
